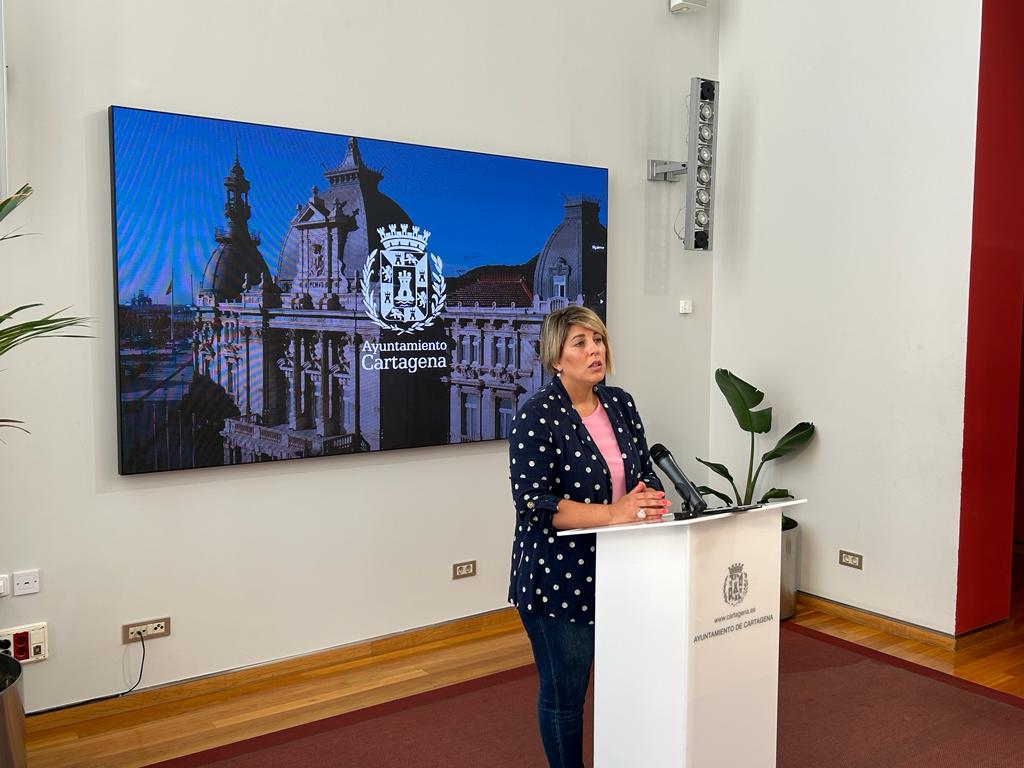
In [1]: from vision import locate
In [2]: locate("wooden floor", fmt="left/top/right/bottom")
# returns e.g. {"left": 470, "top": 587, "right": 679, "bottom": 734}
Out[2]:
{"left": 25, "top": 590, "right": 1024, "bottom": 768}
{"left": 795, "top": 585, "right": 1024, "bottom": 699}
{"left": 25, "top": 611, "right": 534, "bottom": 768}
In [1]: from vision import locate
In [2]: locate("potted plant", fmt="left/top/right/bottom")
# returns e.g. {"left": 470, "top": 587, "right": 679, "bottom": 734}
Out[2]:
{"left": 696, "top": 369, "right": 815, "bottom": 619}
{"left": 1, "top": 184, "right": 89, "bottom": 435}
{"left": 0, "top": 184, "right": 88, "bottom": 768}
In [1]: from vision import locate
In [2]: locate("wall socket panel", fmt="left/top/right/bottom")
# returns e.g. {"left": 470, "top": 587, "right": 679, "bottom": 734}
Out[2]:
{"left": 452, "top": 560, "right": 477, "bottom": 579}
{"left": 122, "top": 617, "right": 172, "bottom": 644}
{"left": 13, "top": 569, "right": 40, "bottom": 596}
{"left": 0, "top": 622, "right": 49, "bottom": 663}
{"left": 839, "top": 550, "right": 864, "bottom": 570}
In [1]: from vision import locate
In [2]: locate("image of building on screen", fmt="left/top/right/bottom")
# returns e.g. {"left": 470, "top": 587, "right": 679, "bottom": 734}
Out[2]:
{"left": 113, "top": 109, "right": 606, "bottom": 474}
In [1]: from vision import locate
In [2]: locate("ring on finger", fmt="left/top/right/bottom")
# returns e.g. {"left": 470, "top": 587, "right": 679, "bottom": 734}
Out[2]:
{"left": 636, "top": 510, "right": 647, "bottom": 519}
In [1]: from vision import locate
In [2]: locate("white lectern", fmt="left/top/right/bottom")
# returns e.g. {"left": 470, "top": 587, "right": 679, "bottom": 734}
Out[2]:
{"left": 559, "top": 499, "right": 805, "bottom": 768}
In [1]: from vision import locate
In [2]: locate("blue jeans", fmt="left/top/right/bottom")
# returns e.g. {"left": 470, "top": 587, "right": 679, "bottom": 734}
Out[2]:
{"left": 518, "top": 609, "right": 594, "bottom": 768}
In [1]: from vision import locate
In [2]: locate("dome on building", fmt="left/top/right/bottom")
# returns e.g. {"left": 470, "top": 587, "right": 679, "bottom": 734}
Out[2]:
{"left": 534, "top": 198, "right": 607, "bottom": 310}
{"left": 276, "top": 137, "right": 412, "bottom": 287}
{"left": 199, "top": 154, "right": 275, "bottom": 301}
{"left": 200, "top": 238, "right": 272, "bottom": 298}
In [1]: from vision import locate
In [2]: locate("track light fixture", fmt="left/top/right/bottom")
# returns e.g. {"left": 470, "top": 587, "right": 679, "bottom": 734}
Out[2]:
{"left": 647, "top": 76, "right": 720, "bottom": 251}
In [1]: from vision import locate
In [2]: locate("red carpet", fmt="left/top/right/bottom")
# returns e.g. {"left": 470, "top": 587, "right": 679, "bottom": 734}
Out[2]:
{"left": 150, "top": 624, "right": 1024, "bottom": 768}
{"left": 148, "top": 666, "right": 564, "bottom": 768}
{"left": 779, "top": 624, "right": 1024, "bottom": 767}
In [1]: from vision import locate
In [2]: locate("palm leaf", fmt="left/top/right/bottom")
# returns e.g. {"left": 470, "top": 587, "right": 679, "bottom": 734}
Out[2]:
{"left": 695, "top": 457, "right": 734, "bottom": 481}
{"left": 715, "top": 368, "right": 772, "bottom": 434}
{"left": 0, "top": 308, "right": 91, "bottom": 357}
{"left": 695, "top": 457, "right": 742, "bottom": 503}
{"left": 0, "top": 225, "right": 37, "bottom": 244}
{"left": 758, "top": 488, "right": 794, "bottom": 503}
{"left": 0, "top": 419, "right": 29, "bottom": 434}
{"left": 762, "top": 422, "right": 815, "bottom": 462}
{"left": 0, "top": 184, "right": 92, "bottom": 437}
{"left": 0, "top": 184, "right": 32, "bottom": 224}
{"left": 0, "top": 304, "right": 45, "bottom": 322}
{"left": 698, "top": 485, "right": 735, "bottom": 506}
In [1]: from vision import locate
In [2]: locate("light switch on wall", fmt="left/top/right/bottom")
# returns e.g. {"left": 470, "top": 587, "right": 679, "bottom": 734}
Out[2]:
{"left": 0, "top": 574, "right": 9, "bottom": 597}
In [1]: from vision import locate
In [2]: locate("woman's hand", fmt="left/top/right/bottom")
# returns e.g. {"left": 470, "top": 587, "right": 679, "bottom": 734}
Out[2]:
{"left": 610, "top": 481, "right": 671, "bottom": 524}
{"left": 550, "top": 482, "right": 671, "bottom": 529}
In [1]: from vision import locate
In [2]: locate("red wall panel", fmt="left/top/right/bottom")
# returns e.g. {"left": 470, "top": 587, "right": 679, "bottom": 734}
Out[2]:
{"left": 956, "top": 0, "right": 1024, "bottom": 633}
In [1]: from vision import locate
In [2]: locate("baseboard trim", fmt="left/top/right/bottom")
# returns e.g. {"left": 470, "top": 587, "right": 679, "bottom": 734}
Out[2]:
{"left": 797, "top": 592, "right": 959, "bottom": 651}
{"left": 29, "top": 607, "right": 523, "bottom": 720}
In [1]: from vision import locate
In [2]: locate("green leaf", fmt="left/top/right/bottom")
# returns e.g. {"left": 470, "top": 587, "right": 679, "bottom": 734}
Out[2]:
{"left": 0, "top": 307, "right": 91, "bottom": 358}
{"left": 695, "top": 457, "right": 734, "bottom": 482}
{"left": 761, "top": 422, "right": 815, "bottom": 462}
{"left": 0, "top": 304, "right": 45, "bottom": 323}
{"left": 0, "top": 186, "right": 90, "bottom": 437}
{"left": 0, "top": 184, "right": 32, "bottom": 225}
{"left": 758, "top": 488, "right": 794, "bottom": 503}
{"left": 0, "top": 232, "right": 37, "bottom": 244}
{"left": 715, "top": 368, "right": 772, "bottom": 434}
{"left": 698, "top": 485, "right": 735, "bottom": 506}
{"left": 696, "top": 457, "right": 742, "bottom": 503}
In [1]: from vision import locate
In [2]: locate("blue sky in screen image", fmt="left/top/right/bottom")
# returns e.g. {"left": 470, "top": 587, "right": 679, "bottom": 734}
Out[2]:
{"left": 112, "top": 107, "right": 608, "bottom": 305}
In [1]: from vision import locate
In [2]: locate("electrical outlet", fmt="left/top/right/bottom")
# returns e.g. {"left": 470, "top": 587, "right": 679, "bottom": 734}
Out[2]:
{"left": 839, "top": 550, "right": 863, "bottom": 570}
{"left": 122, "top": 616, "right": 172, "bottom": 644}
{"left": 0, "top": 622, "right": 48, "bottom": 662}
{"left": 452, "top": 560, "right": 477, "bottom": 579}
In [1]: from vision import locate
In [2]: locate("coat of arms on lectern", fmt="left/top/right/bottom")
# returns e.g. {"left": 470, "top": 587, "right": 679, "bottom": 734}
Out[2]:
{"left": 723, "top": 562, "right": 749, "bottom": 606}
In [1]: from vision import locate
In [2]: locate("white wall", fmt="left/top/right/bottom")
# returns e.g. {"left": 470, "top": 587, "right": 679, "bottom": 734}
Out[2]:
{"left": 712, "top": 1, "right": 982, "bottom": 632}
{"left": 0, "top": 0, "right": 8, "bottom": 197}
{"left": 0, "top": 0, "right": 719, "bottom": 710}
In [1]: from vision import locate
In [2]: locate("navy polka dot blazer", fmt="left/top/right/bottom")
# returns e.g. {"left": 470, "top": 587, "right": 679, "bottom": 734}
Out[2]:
{"left": 507, "top": 375, "right": 664, "bottom": 623}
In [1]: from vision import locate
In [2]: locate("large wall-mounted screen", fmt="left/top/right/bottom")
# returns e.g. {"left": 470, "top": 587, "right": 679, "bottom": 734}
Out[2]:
{"left": 110, "top": 106, "right": 608, "bottom": 475}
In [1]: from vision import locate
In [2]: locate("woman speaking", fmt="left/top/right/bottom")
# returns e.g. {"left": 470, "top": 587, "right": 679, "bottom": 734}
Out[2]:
{"left": 507, "top": 305, "right": 669, "bottom": 767}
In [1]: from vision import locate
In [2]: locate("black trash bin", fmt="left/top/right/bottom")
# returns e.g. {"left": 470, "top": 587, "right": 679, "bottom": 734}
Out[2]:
{"left": 1, "top": 654, "right": 27, "bottom": 768}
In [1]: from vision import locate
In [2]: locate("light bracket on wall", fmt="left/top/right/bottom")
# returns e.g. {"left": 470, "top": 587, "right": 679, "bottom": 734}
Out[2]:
{"left": 648, "top": 76, "right": 719, "bottom": 251}
{"left": 669, "top": 0, "right": 707, "bottom": 12}
{"left": 647, "top": 160, "right": 688, "bottom": 182}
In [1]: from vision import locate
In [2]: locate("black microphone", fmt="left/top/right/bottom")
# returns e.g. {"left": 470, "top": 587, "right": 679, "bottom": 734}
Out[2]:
{"left": 649, "top": 443, "right": 708, "bottom": 516}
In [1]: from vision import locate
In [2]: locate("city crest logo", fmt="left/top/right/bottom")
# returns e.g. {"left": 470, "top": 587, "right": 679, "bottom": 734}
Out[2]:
{"left": 722, "top": 562, "right": 749, "bottom": 606}
{"left": 362, "top": 223, "right": 446, "bottom": 335}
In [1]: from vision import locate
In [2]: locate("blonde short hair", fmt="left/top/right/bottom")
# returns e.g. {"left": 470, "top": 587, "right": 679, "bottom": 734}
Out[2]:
{"left": 539, "top": 306, "right": 614, "bottom": 375}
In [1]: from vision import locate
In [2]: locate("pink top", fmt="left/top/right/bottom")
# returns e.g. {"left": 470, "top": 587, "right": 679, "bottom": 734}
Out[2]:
{"left": 582, "top": 404, "right": 628, "bottom": 503}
